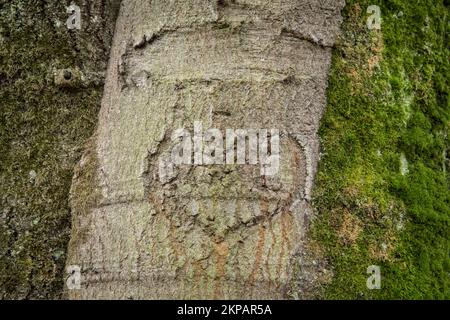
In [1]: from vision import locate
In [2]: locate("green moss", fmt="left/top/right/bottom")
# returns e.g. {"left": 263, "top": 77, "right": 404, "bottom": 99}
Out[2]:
{"left": 0, "top": 1, "right": 111, "bottom": 299}
{"left": 312, "top": 0, "right": 449, "bottom": 299}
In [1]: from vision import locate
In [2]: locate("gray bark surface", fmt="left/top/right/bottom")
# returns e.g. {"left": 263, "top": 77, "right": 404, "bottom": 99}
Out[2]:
{"left": 66, "top": 0, "right": 345, "bottom": 299}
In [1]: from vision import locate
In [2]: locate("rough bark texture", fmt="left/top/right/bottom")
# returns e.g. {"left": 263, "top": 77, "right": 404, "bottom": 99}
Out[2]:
{"left": 67, "top": 0, "right": 345, "bottom": 299}
{"left": 0, "top": 0, "right": 119, "bottom": 299}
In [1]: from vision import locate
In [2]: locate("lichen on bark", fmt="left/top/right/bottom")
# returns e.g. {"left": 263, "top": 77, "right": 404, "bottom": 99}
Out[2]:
{"left": 0, "top": 0, "right": 119, "bottom": 299}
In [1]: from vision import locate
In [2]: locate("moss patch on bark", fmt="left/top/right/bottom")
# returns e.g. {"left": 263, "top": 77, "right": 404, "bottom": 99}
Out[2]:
{"left": 0, "top": 0, "right": 118, "bottom": 299}
{"left": 312, "top": 0, "right": 449, "bottom": 299}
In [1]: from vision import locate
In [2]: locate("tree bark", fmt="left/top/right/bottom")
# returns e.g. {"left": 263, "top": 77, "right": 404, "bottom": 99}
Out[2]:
{"left": 66, "top": 0, "right": 345, "bottom": 299}
{"left": 0, "top": 0, "right": 119, "bottom": 299}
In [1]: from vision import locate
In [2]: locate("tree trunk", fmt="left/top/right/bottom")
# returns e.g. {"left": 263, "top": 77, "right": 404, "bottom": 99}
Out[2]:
{"left": 66, "top": 0, "right": 345, "bottom": 299}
